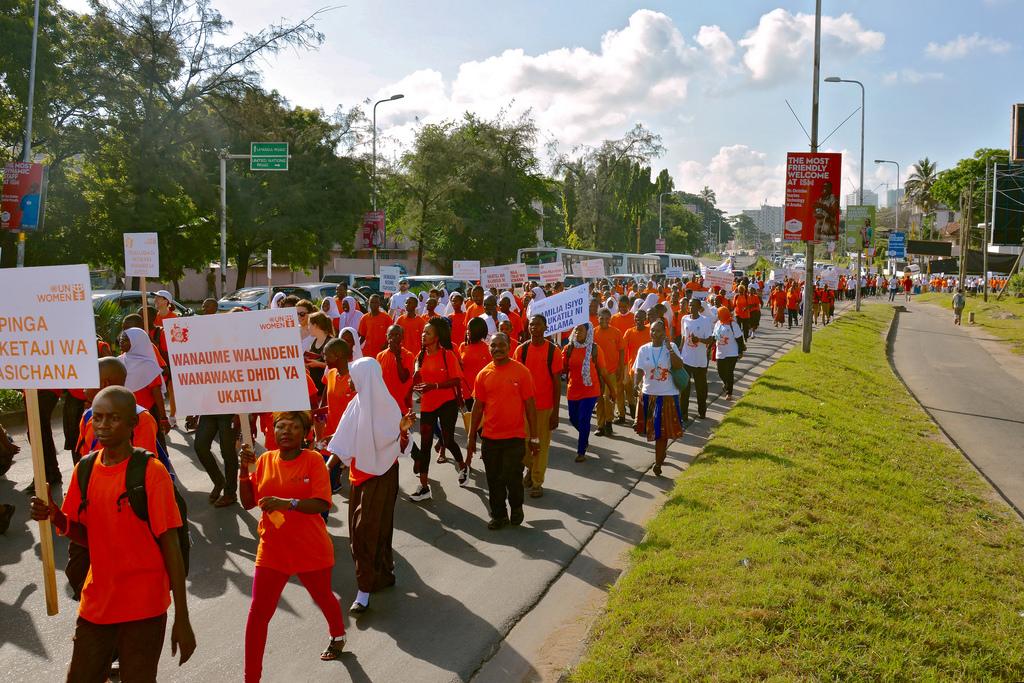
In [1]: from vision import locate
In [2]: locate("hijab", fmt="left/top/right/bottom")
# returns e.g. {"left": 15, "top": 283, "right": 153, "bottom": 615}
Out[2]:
{"left": 119, "top": 327, "right": 163, "bottom": 393}
{"left": 338, "top": 296, "right": 363, "bottom": 330}
{"left": 717, "top": 306, "right": 734, "bottom": 325}
{"left": 498, "top": 291, "right": 520, "bottom": 313}
{"left": 572, "top": 323, "right": 595, "bottom": 387}
{"left": 270, "top": 292, "right": 286, "bottom": 309}
{"left": 639, "top": 293, "right": 660, "bottom": 312}
{"left": 479, "top": 312, "right": 510, "bottom": 338}
{"left": 327, "top": 358, "right": 403, "bottom": 475}
{"left": 340, "top": 326, "right": 363, "bottom": 360}
{"left": 322, "top": 297, "right": 342, "bottom": 321}
{"left": 530, "top": 286, "right": 546, "bottom": 302}
{"left": 629, "top": 297, "right": 643, "bottom": 314}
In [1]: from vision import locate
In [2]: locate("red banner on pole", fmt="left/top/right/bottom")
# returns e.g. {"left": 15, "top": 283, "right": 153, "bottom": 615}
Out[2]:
{"left": 2, "top": 162, "right": 46, "bottom": 230}
{"left": 783, "top": 152, "right": 841, "bottom": 242}
{"left": 359, "top": 211, "right": 385, "bottom": 250}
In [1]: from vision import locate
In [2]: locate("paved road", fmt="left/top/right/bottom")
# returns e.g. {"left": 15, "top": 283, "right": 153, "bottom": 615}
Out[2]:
{"left": 0, "top": 304, "right": 814, "bottom": 682}
{"left": 892, "top": 299, "right": 1024, "bottom": 516}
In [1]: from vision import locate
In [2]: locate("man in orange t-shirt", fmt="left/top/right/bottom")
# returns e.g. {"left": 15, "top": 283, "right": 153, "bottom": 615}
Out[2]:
{"left": 465, "top": 285, "right": 486, "bottom": 319}
{"left": 448, "top": 292, "right": 469, "bottom": 345}
{"left": 397, "top": 295, "right": 426, "bottom": 355}
{"left": 358, "top": 294, "right": 392, "bottom": 358}
{"left": 467, "top": 333, "right": 538, "bottom": 529}
{"left": 622, "top": 309, "right": 650, "bottom": 420}
{"left": 594, "top": 309, "right": 625, "bottom": 435}
{"left": 31, "top": 386, "right": 195, "bottom": 680}
{"left": 377, "top": 325, "right": 415, "bottom": 413}
{"left": 610, "top": 295, "right": 635, "bottom": 335}
{"left": 513, "top": 314, "right": 562, "bottom": 497}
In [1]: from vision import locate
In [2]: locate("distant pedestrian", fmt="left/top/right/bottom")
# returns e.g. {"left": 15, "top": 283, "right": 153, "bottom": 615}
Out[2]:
{"left": 952, "top": 289, "right": 966, "bottom": 326}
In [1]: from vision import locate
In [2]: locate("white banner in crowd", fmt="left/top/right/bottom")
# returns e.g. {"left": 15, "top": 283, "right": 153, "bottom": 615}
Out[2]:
{"left": 481, "top": 265, "right": 512, "bottom": 290}
{"left": 508, "top": 263, "right": 528, "bottom": 285}
{"left": 453, "top": 260, "right": 480, "bottom": 281}
{"left": 379, "top": 266, "right": 402, "bottom": 294}
{"left": 580, "top": 258, "right": 606, "bottom": 279}
{"left": 165, "top": 308, "right": 309, "bottom": 415}
{"left": 123, "top": 232, "right": 160, "bottom": 278}
{"left": 664, "top": 266, "right": 684, "bottom": 279}
{"left": 538, "top": 262, "right": 565, "bottom": 284}
{"left": 821, "top": 270, "right": 839, "bottom": 288}
{"left": 526, "top": 283, "right": 589, "bottom": 335}
{"left": 0, "top": 264, "right": 99, "bottom": 389}
{"left": 700, "top": 264, "right": 734, "bottom": 289}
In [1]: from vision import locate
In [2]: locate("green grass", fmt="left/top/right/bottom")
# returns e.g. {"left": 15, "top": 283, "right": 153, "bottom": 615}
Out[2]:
{"left": 0, "top": 389, "right": 23, "bottom": 413}
{"left": 917, "top": 292, "right": 1024, "bottom": 354}
{"left": 572, "top": 305, "right": 1024, "bottom": 681}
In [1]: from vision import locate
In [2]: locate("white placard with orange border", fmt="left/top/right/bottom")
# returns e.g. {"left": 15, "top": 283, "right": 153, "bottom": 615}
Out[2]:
{"left": 481, "top": 265, "right": 512, "bottom": 290}
{"left": 165, "top": 309, "right": 309, "bottom": 415}
{"left": 0, "top": 264, "right": 99, "bottom": 389}
{"left": 123, "top": 232, "right": 160, "bottom": 278}
{"left": 538, "top": 262, "right": 565, "bottom": 284}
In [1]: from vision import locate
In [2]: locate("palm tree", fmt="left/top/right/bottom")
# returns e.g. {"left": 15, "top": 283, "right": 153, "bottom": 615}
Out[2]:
{"left": 904, "top": 157, "right": 938, "bottom": 236}
{"left": 699, "top": 185, "right": 716, "bottom": 206}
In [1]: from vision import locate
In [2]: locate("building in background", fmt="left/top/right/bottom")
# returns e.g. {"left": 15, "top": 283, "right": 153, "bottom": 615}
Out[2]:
{"left": 844, "top": 188, "right": 878, "bottom": 208}
{"left": 742, "top": 204, "right": 784, "bottom": 238}
{"left": 885, "top": 187, "right": 905, "bottom": 209}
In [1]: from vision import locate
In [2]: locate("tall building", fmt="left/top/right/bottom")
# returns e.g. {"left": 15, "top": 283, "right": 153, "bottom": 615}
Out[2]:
{"left": 845, "top": 188, "right": 878, "bottom": 207}
{"left": 886, "top": 188, "right": 905, "bottom": 208}
{"left": 742, "top": 204, "right": 784, "bottom": 236}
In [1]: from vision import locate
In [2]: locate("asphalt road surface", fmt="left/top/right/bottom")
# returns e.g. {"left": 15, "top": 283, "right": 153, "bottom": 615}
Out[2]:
{"left": 0, "top": 305, "right": 810, "bottom": 682}
{"left": 891, "top": 299, "right": 1024, "bottom": 516}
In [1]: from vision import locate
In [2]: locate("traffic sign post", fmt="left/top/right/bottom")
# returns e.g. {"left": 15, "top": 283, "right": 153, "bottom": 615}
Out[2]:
{"left": 250, "top": 142, "right": 289, "bottom": 171}
{"left": 887, "top": 232, "right": 906, "bottom": 258}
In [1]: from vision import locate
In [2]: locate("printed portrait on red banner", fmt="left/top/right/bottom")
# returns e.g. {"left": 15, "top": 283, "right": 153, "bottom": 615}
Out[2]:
{"left": 783, "top": 152, "right": 841, "bottom": 242}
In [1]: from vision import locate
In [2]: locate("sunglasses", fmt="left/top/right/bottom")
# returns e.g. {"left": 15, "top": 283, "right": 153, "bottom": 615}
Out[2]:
{"left": 297, "top": 311, "right": 309, "bottom": 318}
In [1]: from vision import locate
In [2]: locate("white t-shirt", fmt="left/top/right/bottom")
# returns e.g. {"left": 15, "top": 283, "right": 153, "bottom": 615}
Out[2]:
{"left": 388, "top": 291, "right": 417, "bottom": 313}
{"left": 714, "top": 320, "right": 743, "bottom": 359}
{"left": 633, "top": 341, "right": 682, "bottom": 396}
{"left": 680, "top": 315, "right": 714, "bottom": 367}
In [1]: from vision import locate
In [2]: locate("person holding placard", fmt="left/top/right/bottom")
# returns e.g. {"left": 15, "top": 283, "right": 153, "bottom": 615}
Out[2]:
{"left": 239, "top": 411, "right": 347, "bottom": 677}
{"left": 31, "top": 386, "right": 195, "bottom": 681}
{"left": 633, "top": 320, "right": 685, "bottom": 476}
{"left": 514, "top": 314, "right": 562, "bottom": 498}
{"left": 327, "top": 358, "right": 414, "bottom": 614}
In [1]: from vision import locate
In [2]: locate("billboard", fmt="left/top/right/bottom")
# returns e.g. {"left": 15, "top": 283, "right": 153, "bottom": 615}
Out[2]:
{"left": 784, "top": 152, "right": 842, "bottom": 242}
{"left": 845, "top": 205, "right": 876, "bottom": 250}
{"left": 359, "top": 211, "right": 385, "bottom": 250}
{"left": 1, "top": 162, "right": 47, "bottom": 230}
{"left": 993, "top": 163, "right": 1024, "bottom": 245}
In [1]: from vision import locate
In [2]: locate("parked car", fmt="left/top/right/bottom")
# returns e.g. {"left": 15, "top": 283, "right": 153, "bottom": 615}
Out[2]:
{"left": 402, "top": 276, "right": 475, "bottom": 297}
{"left": 218, "top": 283, "right": 369, "bottom": 312}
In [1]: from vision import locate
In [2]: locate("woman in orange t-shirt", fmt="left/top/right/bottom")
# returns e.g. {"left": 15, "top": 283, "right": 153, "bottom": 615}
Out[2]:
{"left": 239, "top": 411, "right": 347, "bottom": 675}
{"left": 562, "top": 323, "right": 611, "bottom": 462}
{"left": 459, "top": 317, "right": 492, "bottom": 405}
{"left": 410, "top": 317, "right": 466, "bottom": 501}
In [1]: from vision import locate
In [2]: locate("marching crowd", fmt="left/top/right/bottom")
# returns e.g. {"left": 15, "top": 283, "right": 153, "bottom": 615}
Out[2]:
{"left": 13, "top": 269, "right": 866, "bottom": 681}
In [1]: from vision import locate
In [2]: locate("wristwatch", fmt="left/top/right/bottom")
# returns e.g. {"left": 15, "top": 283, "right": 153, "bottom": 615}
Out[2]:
{"left": 289, "top": 498, "right": 299, "bottom": 510}
{"left": 529, "top": 437, "right": 540, "bottom": 444}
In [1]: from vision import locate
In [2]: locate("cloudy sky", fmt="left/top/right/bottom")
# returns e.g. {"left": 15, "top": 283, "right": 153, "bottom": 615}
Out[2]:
{"left": 61, "top": 0, "right": 1021, "bottom": 212}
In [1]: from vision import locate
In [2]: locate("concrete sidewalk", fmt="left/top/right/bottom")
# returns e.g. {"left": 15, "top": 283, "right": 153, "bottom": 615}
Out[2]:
{"left": 891, "top": 299, "right": 1024, "bottom": 517}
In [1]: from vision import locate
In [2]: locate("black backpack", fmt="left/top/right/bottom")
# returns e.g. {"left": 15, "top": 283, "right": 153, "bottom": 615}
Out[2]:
{"left": 519, "top": 340, "right": 557, "bottom": 379}
{"left": 76, "top": 448, "right": 190, "bottom": 575}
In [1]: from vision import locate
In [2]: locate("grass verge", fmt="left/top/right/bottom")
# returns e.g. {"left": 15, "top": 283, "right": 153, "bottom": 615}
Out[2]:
{"left": 572, "top": 305, "right": 1024, "bottom": 681}
{"left": 917, "top": 292, "right": 1024, "bottom": 354}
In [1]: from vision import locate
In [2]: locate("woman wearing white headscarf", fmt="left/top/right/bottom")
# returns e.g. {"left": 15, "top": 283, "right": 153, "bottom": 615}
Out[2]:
{"left": 639, "top": 292, "right": 660, "bottom": 312}
{"left": 322, "top": 297, "right": 343, "bottom": 333}
{"left": 117, "top": 326, "right": 168, "bottom": 431}
{"left": 339, "top": 327, "right": 364, "bottom": 360}
{"left": 498, "top": 291, "right": 520, "bottom": 313}
{"left": 327, "top": 358, "right": 412, "bottom": 614}
{"left": 270, "top": 292, "right": 286, "bottom": 309}
{"left": 562, "top": 322, "right": 611, "bottom": 463}
{"left": 338, "top": 296, "right": 363, "bottom": 332}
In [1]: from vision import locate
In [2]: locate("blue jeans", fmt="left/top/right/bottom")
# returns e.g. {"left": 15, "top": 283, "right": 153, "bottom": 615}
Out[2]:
{"left": 567, "top": 396, "right": 599, "bottom": 455}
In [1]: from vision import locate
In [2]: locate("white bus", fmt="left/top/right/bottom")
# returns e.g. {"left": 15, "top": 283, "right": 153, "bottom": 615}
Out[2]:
{"left": 516, "top": 247, "right": 617, "bottom": 279}
{"left": 644, "top": 252, "right": 698, "bottom": 277}
{"left": 609, "top": 252, "right": 661, "bottom": 276}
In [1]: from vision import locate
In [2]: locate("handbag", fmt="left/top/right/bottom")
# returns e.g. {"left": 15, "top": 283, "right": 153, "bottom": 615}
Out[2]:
{"left": 668, "top": 345, "right": 689, "bottom": 393}
{"left": 735, "top": 323, "right": 747, "bottom": 355}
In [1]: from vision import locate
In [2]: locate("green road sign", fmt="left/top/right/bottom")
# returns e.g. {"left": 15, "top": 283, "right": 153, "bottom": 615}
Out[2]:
{"left": 250, "top": 142, "right": 288, "bottom": 171}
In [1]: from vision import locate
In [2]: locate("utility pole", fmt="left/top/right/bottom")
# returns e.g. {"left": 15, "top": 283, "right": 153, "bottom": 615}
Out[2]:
{"left": 802, "top": 0, "right": 822, "bottom": 354}
{"left": 984, "top": 161, "right": 993, "bottom": 301}
{"left": 16, "top": 0, "right": 41, "bottom": 269}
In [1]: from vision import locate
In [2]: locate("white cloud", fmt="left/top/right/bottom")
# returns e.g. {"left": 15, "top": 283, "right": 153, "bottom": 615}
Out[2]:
{"left": 373, "top": 10, "right": 725, "bottom": 151}
{"left": 925, "top": 33, "right": 1012, "bottom": 60}
{"left": 882, "top": 69, "right": 944, "bottom": 85}
{"left": 739, "top": 9, "right": 885, "bottom": 85}
{"left": 677, "top": 145, "right": 787, "bottom": 211}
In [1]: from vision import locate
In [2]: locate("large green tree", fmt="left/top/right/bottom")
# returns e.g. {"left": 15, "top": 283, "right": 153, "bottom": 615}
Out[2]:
{"left": 931, "top": 148, "right": 1008, "bottom": 243}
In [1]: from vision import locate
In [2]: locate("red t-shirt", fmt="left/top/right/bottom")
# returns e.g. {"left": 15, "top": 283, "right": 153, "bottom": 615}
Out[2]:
{"left": 416, "top": 348, "right": 463, "bottom": 413}
{"left": 473, "top": 360, "right": 536, "bottom": 440}
{"left": 397, "top": 314, "right": 426, "bottom": 355}
{"left": 459, "top": 341, "right": 492, "bottom": 398}
{"left": 358, "top": 312, "right": 392, "bottom": 358}
{"left": 377, "top": 348, "right": 415, "bottom": 413}
{"left": 564, "top": 345, "right": 606, "bottom": 401}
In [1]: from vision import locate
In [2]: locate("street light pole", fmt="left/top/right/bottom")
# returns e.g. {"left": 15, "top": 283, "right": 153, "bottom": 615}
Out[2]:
{"left": 371, "top": 94, "right": 404, "bottom": 275}
{"left": 658, "top": 191, "right": 674, "bottom": 237}
{"left": 802, "top": 0, "right": 823, "bottom": 354}
{"left": 875, "top": 159, "right": 900, "bottom": 277}
{"left": 16, "top": 0, "right": 41, "bottom": 269}
{"left": 826, "top": 76, "right": 865, "bottom": 311}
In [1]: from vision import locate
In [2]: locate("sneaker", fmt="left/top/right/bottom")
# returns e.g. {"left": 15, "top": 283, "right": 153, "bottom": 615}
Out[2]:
{"left": 605, "top": 423, "right": 614, "bottom": 436}
{"left": 410, "top": 485, "right": 431, "bottom": 502}
{"left": 574, "top": 453, "right": 586, "bottom": 463}
{"left": 614, "top": 416, "right": 627, "bottom": 425}
{"left": 529, "top": 485, "right": 543, "bottom": 499}
{"left": 458, "top": 467, "right": 470, "bottom": 488}
{"left": 510, "top": 509, "right": 524, "bottom": 526}
{"left": 487, "top": 517, "right": 508, "bottom": 530}
{"left": 653, "top": 464, "right": 662, "bottom": 476}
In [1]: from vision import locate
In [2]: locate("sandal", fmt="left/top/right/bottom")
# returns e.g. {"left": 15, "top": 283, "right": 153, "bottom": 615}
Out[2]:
{"left": 208, "top": 486, "right": 223, "bottom": 504}
{"left": 213, "top": 494, "right": 237, "bottom": 508}
{"left": 320, "top": 635, "right": 346, "bottom": 661}
{"left": 436, "top": 453, "right": 448, "bottom": 464}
